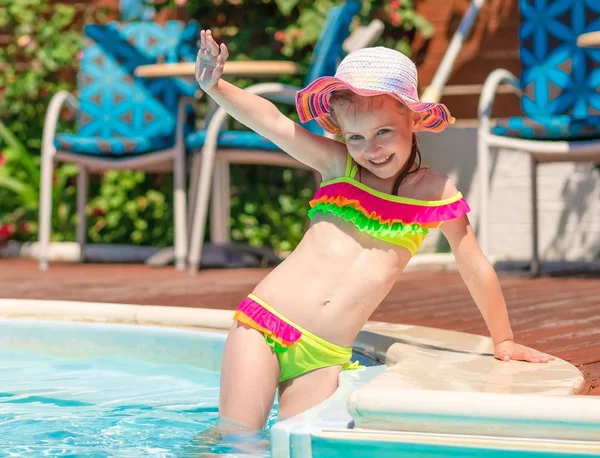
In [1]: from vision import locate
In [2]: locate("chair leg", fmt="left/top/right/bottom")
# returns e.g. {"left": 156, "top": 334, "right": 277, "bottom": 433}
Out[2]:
{"left": 530, "top": 156, "right": 541, "bottom": 277}
{"left": 76, "top": 165, "right": 88, "bottom": 263}
{"left": 174, "top": 147, "right": 188, "bottom": 270}
{"left": 210, "top": 161, "right": 230, "bottom": 244}
{"left": 187, "top": 150, "right": 201, "bottom": 235}
{"left": 188, "top": 142, "right": 217, "bottom": 273}
{"left": 477, "top": 131, "right": 491, "bottom": 256}
{"left": 38, "top": 148, "right": 55, "bottom": 271}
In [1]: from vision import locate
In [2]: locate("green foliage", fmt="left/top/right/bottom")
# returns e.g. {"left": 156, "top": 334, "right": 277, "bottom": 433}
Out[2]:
{"left": 87, "top": 171, "right": 174, "bottom": 247}
{"left": 0, "top": 123, "right": 78, "bottom": 243}
{"left": 183, "top": 0, "right": 432, "bottom": 72}
{"left": 0, "top": 122, "right": 178, "bottom": 247}
{"left": 0, "top": 0, "right": 82, "bottom": 149}
{"left": 229, "top": 166, "right": 315, "bottom": 256}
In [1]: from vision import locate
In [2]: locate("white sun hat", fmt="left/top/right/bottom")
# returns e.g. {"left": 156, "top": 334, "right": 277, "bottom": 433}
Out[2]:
{"left": 295, "top": 46, "right": 455, "bottom": 134}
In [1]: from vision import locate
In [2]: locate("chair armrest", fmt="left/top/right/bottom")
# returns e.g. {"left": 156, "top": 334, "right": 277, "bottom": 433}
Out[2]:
{"left": 343, "top": 19, "right": 385, "bottom": 53}
{"left": 242, "top": 82, "right": 300, "bottom": 105}
{"left": 478, "top": 69, "right": 521, "bottom": 129}
{"left": 42, "top": 90, "right": 79, "bottom": 154}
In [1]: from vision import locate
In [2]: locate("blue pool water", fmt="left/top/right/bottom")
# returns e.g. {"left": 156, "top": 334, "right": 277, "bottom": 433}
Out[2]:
{"left": 0, "top": 320, "right": 275, "bottom": 457}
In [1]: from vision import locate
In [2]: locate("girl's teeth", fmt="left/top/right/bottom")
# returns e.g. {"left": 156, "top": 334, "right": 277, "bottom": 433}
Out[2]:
{"left": 372, "top": 155, "right": 391, "bottom": 164}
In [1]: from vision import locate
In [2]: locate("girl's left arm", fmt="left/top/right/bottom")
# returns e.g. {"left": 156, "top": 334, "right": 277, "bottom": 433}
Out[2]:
{"left": 439, "top": 185, "right": 554, "bottom": 363}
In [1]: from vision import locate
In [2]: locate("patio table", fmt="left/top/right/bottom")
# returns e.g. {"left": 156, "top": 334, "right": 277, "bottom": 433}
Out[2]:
{"left": 134, "top": 60, "right": 298, "bottom": 78}
{"left": 135, "top": 60, "right": 299, "bottom": 268}
{"left": 576, "top": 31, "right": 600, "bottom": 48}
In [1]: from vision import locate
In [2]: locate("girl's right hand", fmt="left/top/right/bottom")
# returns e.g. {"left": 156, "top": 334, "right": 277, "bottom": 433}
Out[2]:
{"left": 195, "top": 29, "right": 229, "bottom": 90}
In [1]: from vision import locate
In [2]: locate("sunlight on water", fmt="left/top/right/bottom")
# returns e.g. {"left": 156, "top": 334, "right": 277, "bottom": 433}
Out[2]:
{"left": 0, "top": 322, "right": 277, "bottom": 457}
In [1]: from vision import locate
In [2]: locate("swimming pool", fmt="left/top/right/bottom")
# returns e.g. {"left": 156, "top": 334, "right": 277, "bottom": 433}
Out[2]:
{"left": 0, "top": 300, "right": 597, "bottom": 458}
{"left": 0, "top": 317, "right": 379, "bottom": 457}
{"left": 0, "top": 319, "right": 277, "bottom": 457}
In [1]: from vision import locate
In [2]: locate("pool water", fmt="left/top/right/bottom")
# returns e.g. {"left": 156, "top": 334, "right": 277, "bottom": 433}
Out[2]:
{"left": 0, "top": 320, "right": 276, "bottom": 457}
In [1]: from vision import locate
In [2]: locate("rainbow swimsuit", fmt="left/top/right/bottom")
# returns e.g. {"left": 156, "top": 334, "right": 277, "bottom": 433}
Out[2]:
{"left": 233, "top": 294, "right": 361, "bottom": 382}
{"left": 234, "top": 154, "right": 470, "bottom": 382}
{"left": 309, "top": 153, "right": 471, "bottom": 254}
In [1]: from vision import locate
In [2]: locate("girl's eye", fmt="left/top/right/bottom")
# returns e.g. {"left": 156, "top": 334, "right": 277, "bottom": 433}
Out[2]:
{"left": 377, "top": 129, "right": 389, "bottom": 135}
{"left": 349, "top": 134, "right": 363, "bottom": 141}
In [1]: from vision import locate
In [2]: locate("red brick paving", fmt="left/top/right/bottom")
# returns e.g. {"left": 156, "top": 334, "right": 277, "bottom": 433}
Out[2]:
{"left": 1, "top": 259, "right": 599, "bottom": 394}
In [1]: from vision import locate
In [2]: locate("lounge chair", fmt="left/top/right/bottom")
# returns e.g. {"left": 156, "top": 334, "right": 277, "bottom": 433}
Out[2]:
{"left": 38, "top": 20, "right": 199, "bottom": 270}
{"left": 477, "top": 0, "right": 600, "bottom": 276}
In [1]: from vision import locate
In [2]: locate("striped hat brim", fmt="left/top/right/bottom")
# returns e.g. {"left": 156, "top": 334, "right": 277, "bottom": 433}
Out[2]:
{"left": 295, "top": 76, "right": 455, "bottom": 134}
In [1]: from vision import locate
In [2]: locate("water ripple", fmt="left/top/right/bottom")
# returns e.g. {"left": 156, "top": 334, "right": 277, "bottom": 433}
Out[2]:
{"left": 0, "top": 347, "right": 274, "bottom": 457}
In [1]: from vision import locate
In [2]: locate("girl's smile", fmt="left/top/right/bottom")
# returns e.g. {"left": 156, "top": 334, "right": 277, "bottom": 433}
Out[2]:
{"left": 330, "top": 94, "right": 421, "bottom": 181}
{"left": 368, "top": 153, "right": 395, "bottom": 166}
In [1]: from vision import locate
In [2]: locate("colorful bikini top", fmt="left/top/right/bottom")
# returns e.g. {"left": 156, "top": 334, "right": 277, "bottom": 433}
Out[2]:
{"left": 308, "top": 154, "right": 471, "bottom": 255}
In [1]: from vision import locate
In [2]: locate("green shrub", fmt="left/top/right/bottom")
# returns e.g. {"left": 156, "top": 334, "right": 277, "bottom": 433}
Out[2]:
{"left": 0, "top": 123, "right": 77, "bottom": 243}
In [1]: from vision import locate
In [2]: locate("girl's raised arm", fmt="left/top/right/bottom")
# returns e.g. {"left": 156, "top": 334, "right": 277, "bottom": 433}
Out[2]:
{"left": 195, "top": 30, "right": 345, "bottom": 177}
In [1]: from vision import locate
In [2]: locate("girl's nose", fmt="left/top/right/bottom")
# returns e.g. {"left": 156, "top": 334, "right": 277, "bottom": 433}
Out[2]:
{"left": 365, "top": 139, "right": 380, "bottom": 156}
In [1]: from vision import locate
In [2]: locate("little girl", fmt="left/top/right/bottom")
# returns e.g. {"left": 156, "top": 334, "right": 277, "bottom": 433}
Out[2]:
{"left": 195, "top": 29, "right": 554, "bottom": 432}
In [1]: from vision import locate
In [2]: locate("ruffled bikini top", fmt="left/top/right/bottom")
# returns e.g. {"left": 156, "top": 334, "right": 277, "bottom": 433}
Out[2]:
{"left": 308, "top": 154, "right": 471, "bottom": 255}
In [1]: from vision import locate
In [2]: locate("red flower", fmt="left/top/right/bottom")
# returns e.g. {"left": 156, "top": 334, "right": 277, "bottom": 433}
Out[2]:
{"left": 0, "top": 224, "right": 15, "bottom": 240}
{"left": 274, "top": 31, "right": 286, "bottom": 42}
{"left": 0, "top": 152, "right": 5, "bottom": 168}
{"left": 390, "top": 0, "right": 401, "bottom": 8}
{"left": 389, "top": 10, "right": 402, "bottom": 26}
{"left": 91, "top": 207, "right": 104, "bottom": 217}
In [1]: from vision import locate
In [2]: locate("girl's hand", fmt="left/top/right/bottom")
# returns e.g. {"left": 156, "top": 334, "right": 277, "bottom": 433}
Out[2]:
{"left": 195, "top": 29, "right": 229, "bottom": 90}
{"left": 494, "top": 340, "right": 555, "bottom": 363}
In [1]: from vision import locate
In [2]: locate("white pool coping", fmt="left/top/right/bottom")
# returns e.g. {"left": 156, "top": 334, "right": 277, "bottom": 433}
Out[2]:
{"left": 0, "top": 298, "right": 234, "bottom": 330}
{"left": 0, "top": 298, "right": 596, "bottom": 458}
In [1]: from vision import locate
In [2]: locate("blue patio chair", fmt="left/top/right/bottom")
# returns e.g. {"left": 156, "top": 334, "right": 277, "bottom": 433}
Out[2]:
{"left": 39, "top": 20, "right": 199, "bottom": 271}
{"left": 186, "top": 1, "right": 362, "bottom": 272}
{"left": 477, "top": 0, "right": 600, "bottom": 276}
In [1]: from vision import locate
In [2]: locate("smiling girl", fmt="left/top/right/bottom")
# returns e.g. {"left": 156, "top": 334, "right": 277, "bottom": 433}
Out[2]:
{"left": 195, "top": 30, "right": 555, "bottom": 432}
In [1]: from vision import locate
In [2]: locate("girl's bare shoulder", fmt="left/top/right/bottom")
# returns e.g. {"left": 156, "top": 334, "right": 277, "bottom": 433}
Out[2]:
{"left": 404, "top": 168, "right": 459, "bottom": 201}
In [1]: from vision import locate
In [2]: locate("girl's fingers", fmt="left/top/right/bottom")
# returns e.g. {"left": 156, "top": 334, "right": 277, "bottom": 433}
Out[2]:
{"left": 220, "top": 43, "right": 229, "bottom": 61}
{"left": 217, "top": 48, "right": 229, "bottom": 66}
{"left": 528, "top": 351, "right": 553, "bottom": 363}
{"left": 537, "top": 352, "right": 554, "bottom": 362}
{"left": 206, "top": 31, "right": 219, "bottom": 56}
{"left": 200, "top": 30, "right": 206, "bottom": 51}
{"left": 208, "top": 38, "right": 219, "bottom": 57}
{"left": 213, "top": 64, "right": 224, "bottom": 80}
